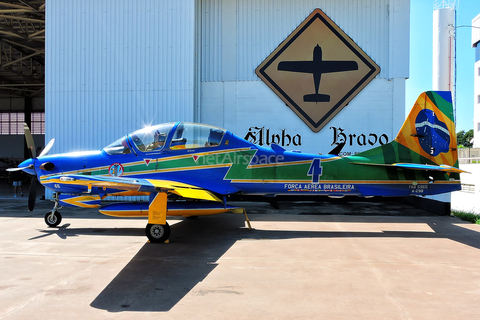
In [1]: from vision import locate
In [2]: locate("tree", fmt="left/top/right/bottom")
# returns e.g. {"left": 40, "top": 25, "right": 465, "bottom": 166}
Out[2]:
{"left": 457, "top": 129, "right": 474, "bottom": 148}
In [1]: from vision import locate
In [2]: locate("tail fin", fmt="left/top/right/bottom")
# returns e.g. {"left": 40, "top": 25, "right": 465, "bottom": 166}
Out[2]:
{"left": 352, "top": 91, "right": 464, "bottom": 177}
{"left": 394, "top": 91, "right": 458, "bottom": 168}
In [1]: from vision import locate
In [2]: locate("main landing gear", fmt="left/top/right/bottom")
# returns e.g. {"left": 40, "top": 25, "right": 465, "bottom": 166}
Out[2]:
{"left": 145, "top": 222, "right": 171, "bottom": 243}
{"left": 45, "top": 193, "right": 63, "bottom": 228}
{"left": 145, "top": 192, "right": 171, "bottom": 243}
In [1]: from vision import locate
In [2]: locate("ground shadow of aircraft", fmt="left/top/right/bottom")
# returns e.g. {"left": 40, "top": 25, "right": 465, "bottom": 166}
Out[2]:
{"left": 278, "top": 44, "right": 358, "bottom": 102}
{"left": 55, "top": 213, "right": 479, "bottom": 312}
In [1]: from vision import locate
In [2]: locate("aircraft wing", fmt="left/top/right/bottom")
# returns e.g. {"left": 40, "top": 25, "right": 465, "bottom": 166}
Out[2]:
{"left": 349, "top": 162, "right": 468, "bottom": 174}
{"left": 278, "top": 61, "right": 314, "bottom": 73}
{"left": 42, "top": 174, "right": 222, "bottom": 202}
{"left": 321, "top": 61, "right": 358, "bottom": 73}
{"left": 278, "top": 60, "right": 358, "bottom": 74}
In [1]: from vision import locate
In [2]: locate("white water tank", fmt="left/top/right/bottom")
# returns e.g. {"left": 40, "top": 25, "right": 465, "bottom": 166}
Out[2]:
{"left": 432, "top": 8, "right": 455, "bottom": 91}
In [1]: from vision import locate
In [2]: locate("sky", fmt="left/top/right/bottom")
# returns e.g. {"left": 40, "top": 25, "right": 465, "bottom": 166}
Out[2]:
{"left": 406, "top": 0, "right": 480, "bottom": 132}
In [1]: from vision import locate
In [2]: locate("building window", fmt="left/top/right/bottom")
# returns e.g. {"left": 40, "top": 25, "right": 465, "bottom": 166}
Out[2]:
{"left": 0, "top": 112, "right": 45, "bottom": 135}
{"left": 478, "top": 122, "right": 480, "bottom": 132}
{"left": 31, "top": 112, "right": 45, "bottom": 134}
{"left": 478, "top": 67, "right": 480, "bottom": 77}
{"left": 478, "top": 95, "right": 480, "bottom": 104}
{"left": 0, "top": 113, "right": 24, "bottom": 135}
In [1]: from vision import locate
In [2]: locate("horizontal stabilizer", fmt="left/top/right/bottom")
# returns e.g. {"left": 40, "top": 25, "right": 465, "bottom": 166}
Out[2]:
{"left": 349, "top": 162, "right": 468, "bottom": 174}
{"left": 304, "top": 93, "right": 330, "bottom": 103}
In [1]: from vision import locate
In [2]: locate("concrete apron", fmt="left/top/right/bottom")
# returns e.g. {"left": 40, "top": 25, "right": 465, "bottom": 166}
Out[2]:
{"left": 1, "top": 199, "right": 479, "bottom": 319}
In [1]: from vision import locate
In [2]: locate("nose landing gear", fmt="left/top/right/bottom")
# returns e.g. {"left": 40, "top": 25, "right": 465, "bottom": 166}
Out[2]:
{"left": 45, "top": 210, "right": 62, "bottom": 227}
{"left": 45, "top": 193, "right": 63, "bottom": 227}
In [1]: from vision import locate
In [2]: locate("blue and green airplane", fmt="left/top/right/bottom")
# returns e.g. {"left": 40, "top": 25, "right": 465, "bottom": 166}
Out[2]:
{"left": 9, "top": 91, "right": 464, "bottom": 243}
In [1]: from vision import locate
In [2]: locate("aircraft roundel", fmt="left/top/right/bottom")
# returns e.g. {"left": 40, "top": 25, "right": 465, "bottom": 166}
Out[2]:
{"left": 414, "top": 109, "right": 450, "bottom": 156}
{"left": 108, "top": 163, "right": 124, "bottom": 177}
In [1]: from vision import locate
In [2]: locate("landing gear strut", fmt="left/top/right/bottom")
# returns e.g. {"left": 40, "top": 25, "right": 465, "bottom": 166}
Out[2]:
{"left": 145, "top": 222, "right": 170, "bottom": 243}
{"left": 45, "top": 193, "right": 63, "bottom": 228}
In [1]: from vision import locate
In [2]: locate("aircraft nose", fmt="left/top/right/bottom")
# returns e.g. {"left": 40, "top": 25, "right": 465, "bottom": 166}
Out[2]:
{"left": 19, "top": 158, "right": 35, "bottom": 176}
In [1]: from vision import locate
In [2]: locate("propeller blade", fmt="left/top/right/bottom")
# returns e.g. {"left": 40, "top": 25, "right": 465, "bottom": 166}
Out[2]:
{"left": 39, "top": 139, "right": 55, "bottom": 157}
{"left": 28, "top": 177, "right": 37, "bottom": 212}
{"left": 23, "top": 123, "right": 36, "bottom": 158}
{"left": 6, "top": 165, "right": 34, "bottom": 172}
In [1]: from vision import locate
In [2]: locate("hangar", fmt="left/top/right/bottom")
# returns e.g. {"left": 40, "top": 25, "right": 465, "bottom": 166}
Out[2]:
{"left": 0, "top": 0, "right": 409, "bottom": 197}
{"left": 0, "top": 0, "right": 45, "bottom": 162}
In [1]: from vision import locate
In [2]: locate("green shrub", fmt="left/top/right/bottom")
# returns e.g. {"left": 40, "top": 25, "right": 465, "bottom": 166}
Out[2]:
{"left": 452, "top": 210, "right": 480, "bottom": 225}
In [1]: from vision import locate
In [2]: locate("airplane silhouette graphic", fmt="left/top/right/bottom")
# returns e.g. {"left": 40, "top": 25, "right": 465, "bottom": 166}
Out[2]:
{"left": 278, "top": 44, "right": 358, "bottom": 103}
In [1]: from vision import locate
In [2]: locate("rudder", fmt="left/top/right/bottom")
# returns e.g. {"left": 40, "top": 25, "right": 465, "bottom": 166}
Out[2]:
{"left": 394, "top": 91, "right": 458, "bottom": 168}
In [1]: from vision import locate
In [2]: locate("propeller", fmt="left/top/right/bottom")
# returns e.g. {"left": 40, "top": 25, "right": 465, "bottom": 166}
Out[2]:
{"left": 6, "top": 164, "right": 33, "bottom": 172}
{"left": 9, "top": 123, "right": 55, "bottom": 211}
{"left": 24, "top": 123, "right": 38, "bottom": 211}
{"left": 39, "top": 138, "right": 55, "bottom": 157}
{"left": 28, "top": 178, "right": 37, "bottom": 211}
{"left": 24, "top": 123, "right": 36, "bottom": 158}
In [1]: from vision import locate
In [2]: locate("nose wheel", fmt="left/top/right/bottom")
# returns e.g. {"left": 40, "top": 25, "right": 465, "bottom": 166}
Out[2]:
{"left": 45, "top": 211, "right": 62, "bottom": 227}
{"left": 145, "top": 223, "right": 170, "bottom": 243}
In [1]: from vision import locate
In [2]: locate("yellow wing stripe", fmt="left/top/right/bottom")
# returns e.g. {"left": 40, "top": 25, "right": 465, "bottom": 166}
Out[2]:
{"left": 145, "top": 179, "right": 222, "bottom": 202}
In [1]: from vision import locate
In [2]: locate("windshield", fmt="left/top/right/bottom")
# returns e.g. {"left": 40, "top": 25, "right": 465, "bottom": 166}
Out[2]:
{"left": 103, "top": 136, "right": 131, "bottom": 155}
{"left": 170, "top": 123, "right": 225, "bottom": 150}
{"left": 130, "top": 123, "right": 175, "bottom": 152}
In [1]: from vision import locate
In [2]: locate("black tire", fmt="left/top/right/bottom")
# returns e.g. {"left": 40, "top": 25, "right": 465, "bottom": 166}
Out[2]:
{"left": 44, "top": 211, "right": 62, "bottom": 227}
{"left": 145, "top": 222, "right": 170, "bottom": 243}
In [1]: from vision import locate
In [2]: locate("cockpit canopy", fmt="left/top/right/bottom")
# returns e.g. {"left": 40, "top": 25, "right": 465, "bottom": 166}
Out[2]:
{"left": 131, "top": 123, "right": 175, "bottom": 152}
{"left": 103, "top": 136, "right": 132, "bottom": 155}
{"left": 169, "top": 123, "right": 225, "bottom": 150}
{"left": 103, "top": 122, "right": 226, "bottom": 155}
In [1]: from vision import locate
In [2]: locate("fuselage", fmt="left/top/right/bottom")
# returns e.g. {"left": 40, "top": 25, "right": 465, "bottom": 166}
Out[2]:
{"left": 20, "top": 122, "right": 461, "bottom": 199}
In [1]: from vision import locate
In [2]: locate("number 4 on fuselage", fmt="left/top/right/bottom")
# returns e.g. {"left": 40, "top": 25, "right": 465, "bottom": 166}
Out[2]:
{"left": 307, "top": 158, "right": 323, "bottom": 183}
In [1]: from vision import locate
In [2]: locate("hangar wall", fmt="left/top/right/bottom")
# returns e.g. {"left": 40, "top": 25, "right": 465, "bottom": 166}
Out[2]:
{"left": 46, "top": 0, "right": 409, "bottom": 156}
{"left": 46, "top": 0, "right": 196, "bottom": 153}
{"left": 45, "top": 0, "right": 409, "bottom": 200}
{"left": 199, "top": 0, "right": 409, "bottom": 154}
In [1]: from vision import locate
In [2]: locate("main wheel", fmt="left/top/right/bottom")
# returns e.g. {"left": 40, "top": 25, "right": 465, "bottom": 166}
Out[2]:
{"left": 44, "top": 211, "right": 62, "bottom": 227}
{"left": 145, "top": 222, "right": 170, "bottom": 243}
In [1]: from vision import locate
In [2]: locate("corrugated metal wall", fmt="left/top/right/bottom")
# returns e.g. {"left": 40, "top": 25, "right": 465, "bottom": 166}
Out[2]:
{"left": 44, "top": 0, "right": 409, "bottom": 200}
{"left": 201, "top": 0, "right": 397, "bottom": 82}
{"left": 46, "top": 0, "right": 195, "bottom": 153}
{"left": 46, "top": 0, "right": 195, "bottom": 200}
{"left": 198, "top": 0, "right": 409, "bottom": 154}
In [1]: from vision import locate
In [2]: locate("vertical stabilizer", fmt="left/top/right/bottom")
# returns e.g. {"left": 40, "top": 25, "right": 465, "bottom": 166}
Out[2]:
{"left": 395, "top": 91, "right": 458, "bottom": 167}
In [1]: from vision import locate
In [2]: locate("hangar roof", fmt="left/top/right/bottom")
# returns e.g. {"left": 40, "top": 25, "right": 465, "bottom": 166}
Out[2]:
{"left": 0, "top": 0, "right": 44, "bottom": 98}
